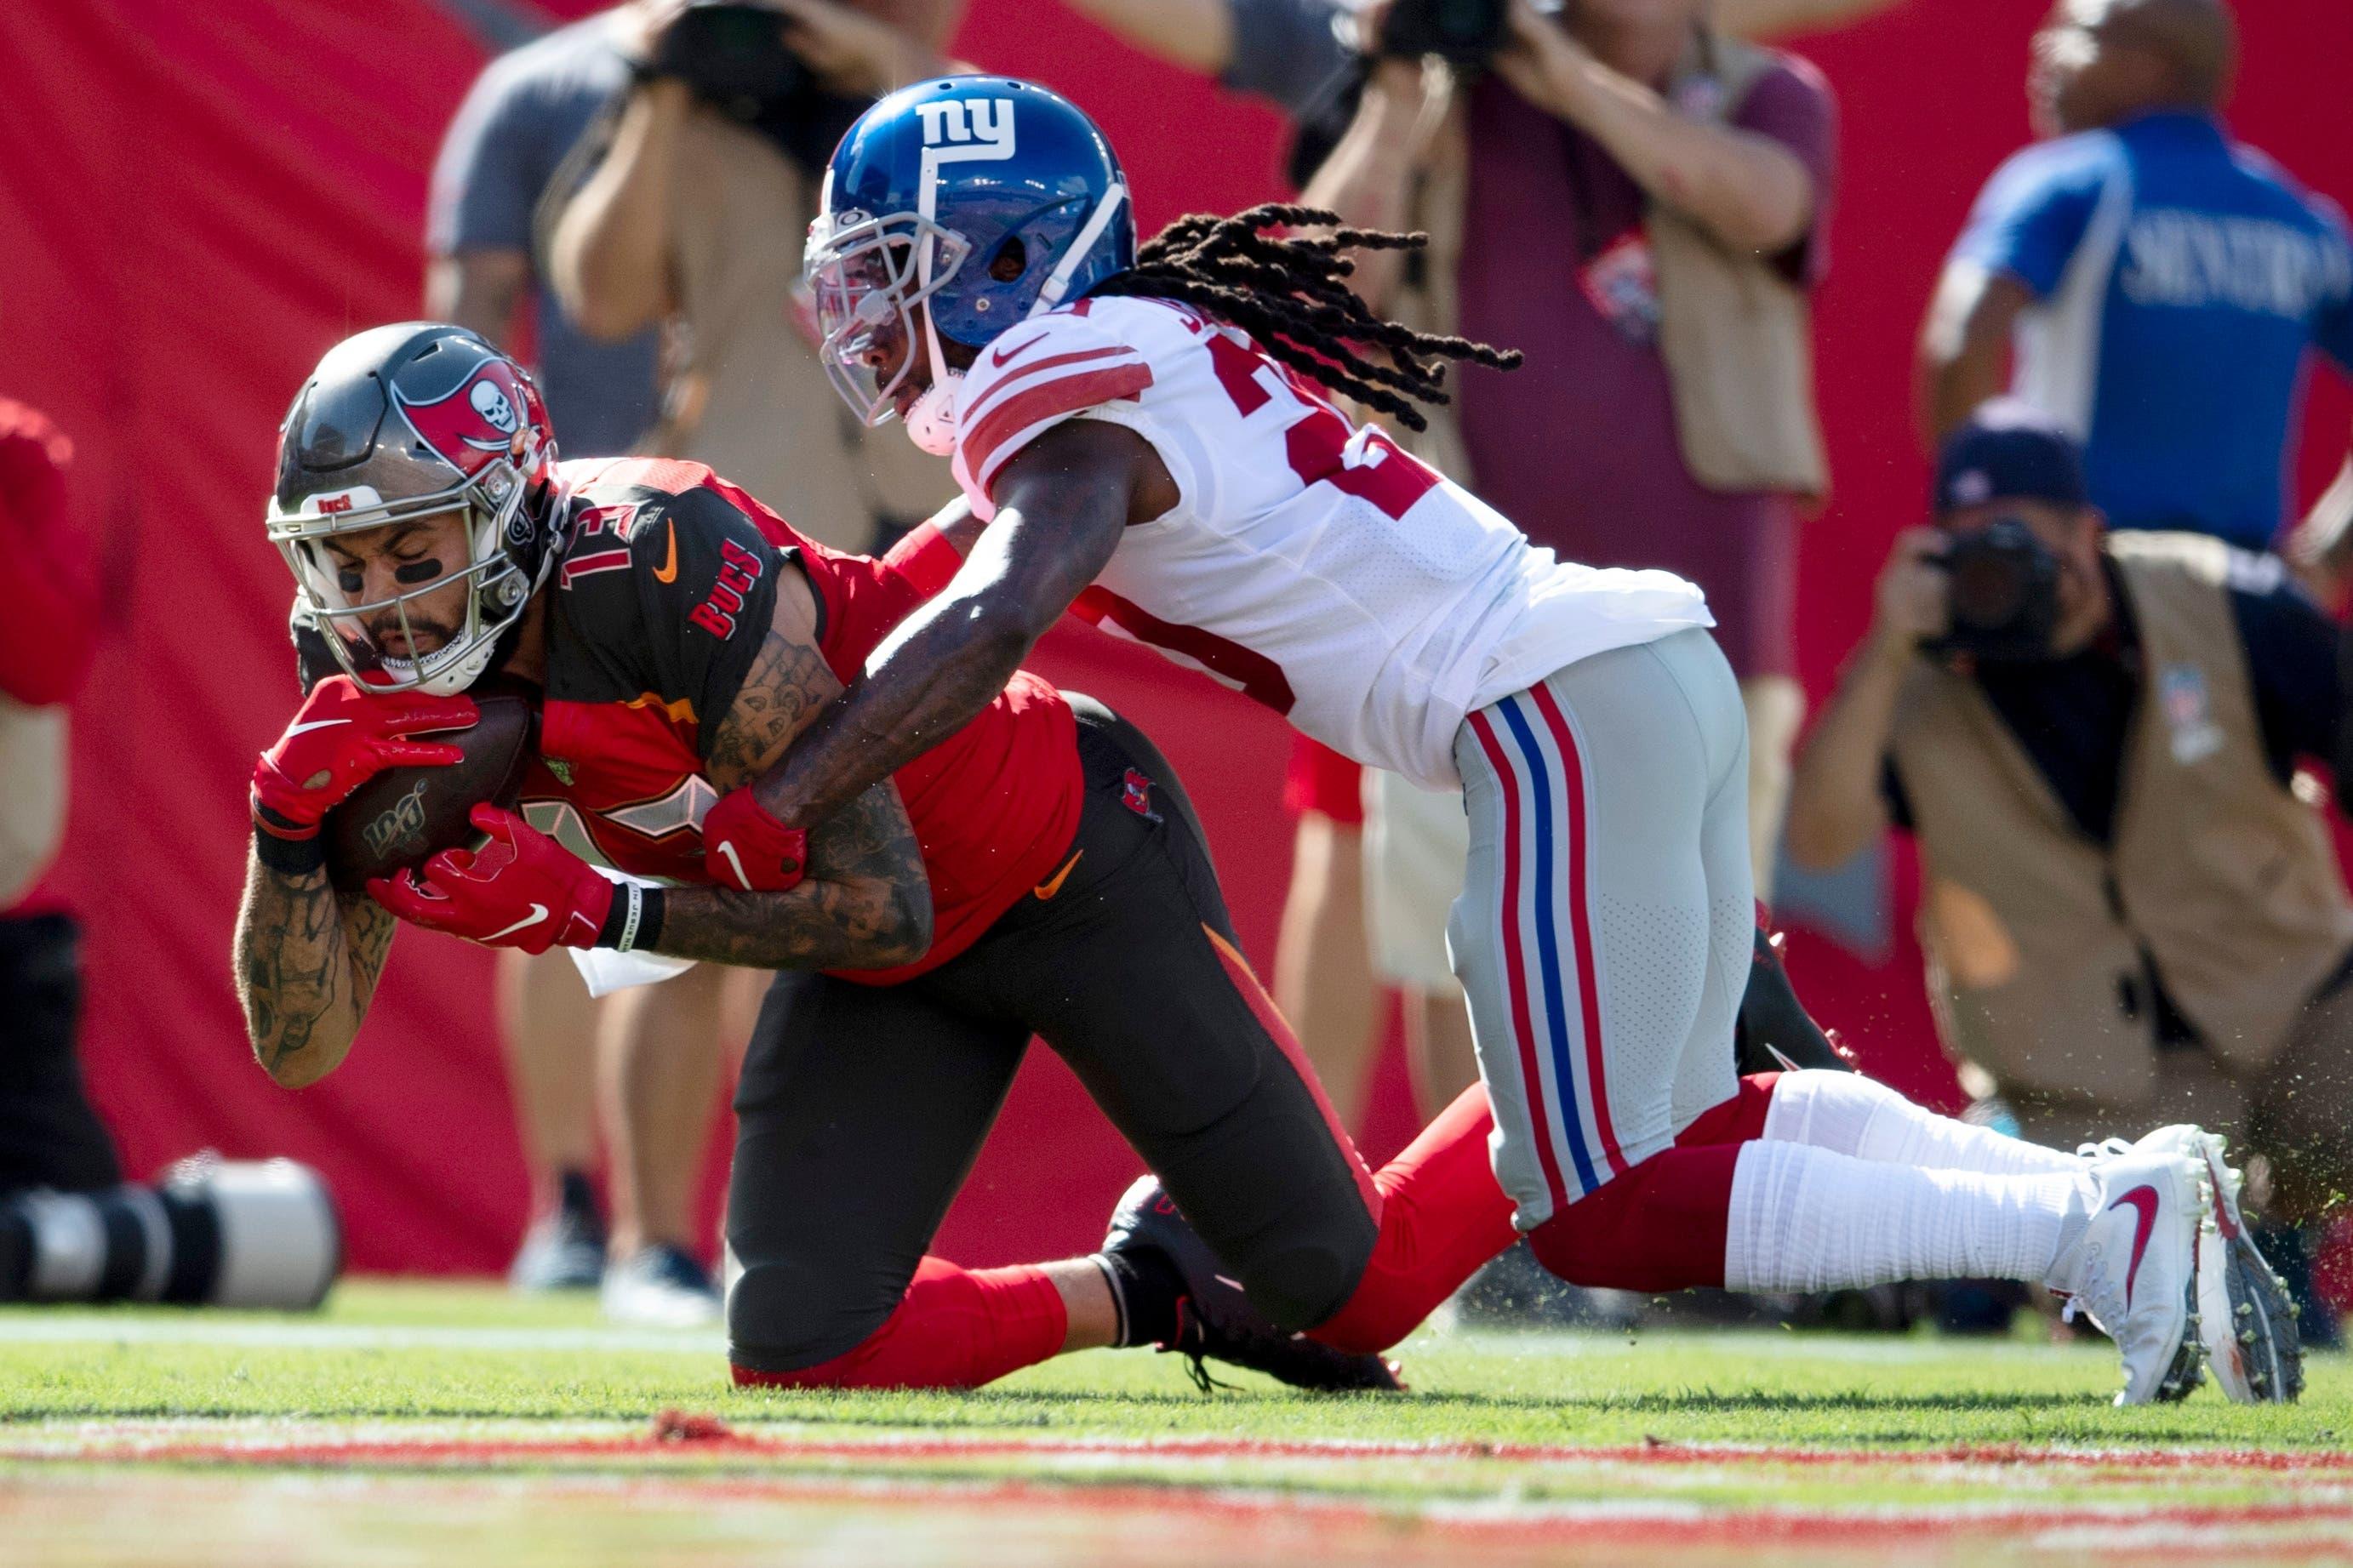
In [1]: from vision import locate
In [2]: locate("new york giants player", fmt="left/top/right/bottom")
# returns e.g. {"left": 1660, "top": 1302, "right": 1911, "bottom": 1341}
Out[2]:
{"left": 729, "top": 77, "right": 2303, "bottom": 1403}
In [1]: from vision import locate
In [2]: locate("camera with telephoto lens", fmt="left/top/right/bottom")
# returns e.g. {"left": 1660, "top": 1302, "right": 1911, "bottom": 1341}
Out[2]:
{"left": 646, "top": 2, "right": 866, "bottom": 174}
{"left": 1925, "top": 518, "right": 2063, "bottom": 663}
{"left": 1379, "top": 0, "right": 1511, "bottom": 66}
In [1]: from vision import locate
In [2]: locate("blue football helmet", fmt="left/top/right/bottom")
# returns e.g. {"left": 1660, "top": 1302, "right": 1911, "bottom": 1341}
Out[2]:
{"left": 803, "top": 77, "right": 1134, "bottom": 447}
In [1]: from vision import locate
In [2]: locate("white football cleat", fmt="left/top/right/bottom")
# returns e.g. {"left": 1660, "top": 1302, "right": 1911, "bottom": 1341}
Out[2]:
{"left": 2047, "top": 1149, "right": 2206, "bottom": 1406}
{"left": 601, "top": 1245, "right": 721, "bottom": 1330}
{"left": 2095, "top": 1127, "right": 2303, "bottom": 1404}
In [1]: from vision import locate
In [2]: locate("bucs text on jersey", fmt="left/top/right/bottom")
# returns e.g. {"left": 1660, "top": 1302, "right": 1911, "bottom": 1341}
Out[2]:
{"left": 297, "top": 456, "right": 1081, "bottom": 983}
{"left": 946, "top": 295, "right": 1716, "bottom": 790}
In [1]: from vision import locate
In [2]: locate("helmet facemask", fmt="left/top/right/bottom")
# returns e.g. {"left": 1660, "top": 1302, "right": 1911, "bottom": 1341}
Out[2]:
{"left": 806, "top": 208, "right": 973, "bottom": 431}
{"left": 267, "top": 450, "right": 553, "bottom": 696}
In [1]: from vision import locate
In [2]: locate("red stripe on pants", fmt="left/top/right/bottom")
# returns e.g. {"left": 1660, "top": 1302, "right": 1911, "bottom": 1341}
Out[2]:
{"left": 1311, "top": 1085, "right": 1520, "bottom": 1354}
{"left": 1466, "top": 707, "right": 1571, "bottom": 1220}
{"left": 1528, "top": 681, "right": 1625, "bottom": 1181}
{"left": 731, "top": 1258, "right": 1066, "bottom": 1390}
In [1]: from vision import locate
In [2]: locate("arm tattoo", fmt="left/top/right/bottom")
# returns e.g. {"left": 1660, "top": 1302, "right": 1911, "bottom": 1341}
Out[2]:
{"left": 751, "top": 420, "right": 1135, "bottom": 831}
{"left": 232, "top": 851, "right": 393, "bottom": 1086}
{"left": 652, "top": 779, "right": 933, "bottom": 970}
{"left": 704, "top": 621, "right": 841, "bottom": 790}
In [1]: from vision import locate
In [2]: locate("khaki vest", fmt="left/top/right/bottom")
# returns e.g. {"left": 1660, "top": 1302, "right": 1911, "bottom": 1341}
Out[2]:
{"left": 1888, "top": 533, "right": 2353, "bottom": 1102}
{"left": 1391, "top": 34, "right": 1828, "bottom": 500}
{"left": 657, "top": 111, "right": 947, "bottom": 552}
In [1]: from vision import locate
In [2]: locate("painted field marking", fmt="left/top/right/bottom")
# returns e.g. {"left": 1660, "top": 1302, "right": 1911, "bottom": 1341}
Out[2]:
{"left": 0, "top": 1318, "right": 723, "bottom": 1355}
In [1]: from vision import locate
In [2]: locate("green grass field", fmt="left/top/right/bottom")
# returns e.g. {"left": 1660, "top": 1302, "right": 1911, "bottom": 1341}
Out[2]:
{"left": 4, "top": 1280, "right": 2350, "bottom": 1565}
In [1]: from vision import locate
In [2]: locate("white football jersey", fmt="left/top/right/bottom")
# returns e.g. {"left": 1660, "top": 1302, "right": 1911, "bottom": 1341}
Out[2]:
{"left": 949, "top": 296, "right": 1713, "bottom": 789}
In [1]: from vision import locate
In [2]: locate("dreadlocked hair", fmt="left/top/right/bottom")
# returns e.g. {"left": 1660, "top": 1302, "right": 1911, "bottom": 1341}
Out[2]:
{"left": 1086, "top": 203, "right": 1522, "bottom": 433}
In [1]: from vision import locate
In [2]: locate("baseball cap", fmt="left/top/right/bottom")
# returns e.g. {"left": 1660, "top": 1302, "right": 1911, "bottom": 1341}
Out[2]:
{"left": 1933, "top": 400, "right": 2090, "bottom": 516}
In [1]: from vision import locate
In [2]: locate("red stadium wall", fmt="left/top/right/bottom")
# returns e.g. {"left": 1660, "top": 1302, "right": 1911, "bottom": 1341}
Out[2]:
{"left": 2, "top": 0, "right": 2347, "bottom": 1272}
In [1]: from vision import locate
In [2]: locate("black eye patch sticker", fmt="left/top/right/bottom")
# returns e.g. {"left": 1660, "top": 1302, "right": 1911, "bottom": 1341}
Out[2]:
{"left": 392, "top": 558, "right": 445, "bottom": 586}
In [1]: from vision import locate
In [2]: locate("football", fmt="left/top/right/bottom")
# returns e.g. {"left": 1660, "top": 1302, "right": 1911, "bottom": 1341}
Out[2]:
{"left": 322, "top": 676, "right": 540, "bottom": 892}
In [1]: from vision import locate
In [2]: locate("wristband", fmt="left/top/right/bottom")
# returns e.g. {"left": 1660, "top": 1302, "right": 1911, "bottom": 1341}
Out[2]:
{"left": 595, "top": 884, "right": 665, "bottom": 953}
{"left": 253, "top": 822, "right": 328, "bottom": 877}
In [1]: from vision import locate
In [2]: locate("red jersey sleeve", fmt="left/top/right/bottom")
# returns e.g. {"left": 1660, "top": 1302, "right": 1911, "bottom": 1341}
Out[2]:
{"left": 0, "top": 402, "right": 96, "bottom": 706}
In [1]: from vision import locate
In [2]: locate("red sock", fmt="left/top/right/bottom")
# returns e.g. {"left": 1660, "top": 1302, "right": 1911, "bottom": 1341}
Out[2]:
{"left": 1310, "top": 1085, "right": 1521, "bottom": 1354}
{"left": 1526, "top": 1144, "right": 1740, "bottom": 1291}
{"left": 1674, "top": 1073, "right": 1780, "bottom": 1147}
{"left": 731, "top": 1258, "right": 1066, "bottom": 1390}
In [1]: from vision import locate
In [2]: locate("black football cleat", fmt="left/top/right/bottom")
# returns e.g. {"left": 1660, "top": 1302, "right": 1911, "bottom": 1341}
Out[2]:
{"left": 1734, "top": 918, "right": 1859, "bottom": 1077}
{"left": 1101, "top": 1176, "right": 1402, "bottom": 1394}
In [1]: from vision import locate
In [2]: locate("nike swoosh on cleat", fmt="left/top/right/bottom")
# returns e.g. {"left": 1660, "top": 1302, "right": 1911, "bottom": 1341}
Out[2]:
{"left": 1032, "top": 850, "right": 1083, "bottom": 900}
{"left": 652, "top": 520, "right": 679, "bottom": 584}
{"left": 2110, "top": 1185, "right": 2161, "bottom": 1310}
{"left": 483, "top": 904, "right": 550, "bottom": 944}
{"left": 283, "top": 719, "right": 351, "bottom": 738}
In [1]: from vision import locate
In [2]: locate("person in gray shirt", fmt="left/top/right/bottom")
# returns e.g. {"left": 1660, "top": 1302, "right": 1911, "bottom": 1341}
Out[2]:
{"left": 426, "top": 8, "right": 661, "bottom": 454}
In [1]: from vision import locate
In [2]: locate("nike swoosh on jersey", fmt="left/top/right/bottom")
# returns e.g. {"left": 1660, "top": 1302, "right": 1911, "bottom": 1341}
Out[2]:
{"left": 483, "top": 904, "right": 550, "bottom": 944}
{"left": 1032, "top": 849, "right": 1083, "bottom": 900}
{"left": 990, "top": 333, "right": 1048, "bottom": 368}
{"left": 2110, "top": 1184, "right": 2161, "bottom": 1309}
{"left": 652, "top": 520, "right": 679, "bottom": 584}
{"left": 283, "top": 719, "right": 352, "bottom": 738}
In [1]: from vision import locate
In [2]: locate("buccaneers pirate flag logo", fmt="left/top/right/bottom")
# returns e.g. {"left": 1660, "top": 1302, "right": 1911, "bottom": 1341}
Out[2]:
{"left": 392, "top": 354, "right": 538, "bottom": 480}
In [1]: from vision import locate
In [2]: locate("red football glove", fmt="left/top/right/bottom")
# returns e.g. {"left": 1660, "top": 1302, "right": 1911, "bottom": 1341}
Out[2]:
{"left": 252, "top": 676, "right": 477, "bottom": 840}
{"left": 368, "top": 804, "right": 614, "bottom": 954}
{"left": 701, "top": 787, "right": 808, "bottom": 892}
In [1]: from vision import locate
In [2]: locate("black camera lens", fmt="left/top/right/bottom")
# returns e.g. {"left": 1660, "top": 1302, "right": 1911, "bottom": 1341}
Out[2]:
{"left": 1928, "top": 518, "right": 2064, "bottom": 663}
{"left": 1380, "top": 0, "right": 1511, "bottom": 66}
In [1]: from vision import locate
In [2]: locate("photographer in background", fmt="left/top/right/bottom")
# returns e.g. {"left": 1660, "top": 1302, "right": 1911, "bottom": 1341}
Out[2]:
{"left": 1786, "top": 403, "right": 2353, "bottom": 1342}
{"left": 550, "top": 0, "right": 955, "bottom": 556}
{"left": 1292, "top": 0, "right": 1842, "bottom": 1145}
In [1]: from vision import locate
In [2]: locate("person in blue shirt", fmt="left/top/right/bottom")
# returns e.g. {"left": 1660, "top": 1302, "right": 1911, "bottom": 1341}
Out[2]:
{"left": 1918, "top": 0, "right": 2353, "bottom": 556}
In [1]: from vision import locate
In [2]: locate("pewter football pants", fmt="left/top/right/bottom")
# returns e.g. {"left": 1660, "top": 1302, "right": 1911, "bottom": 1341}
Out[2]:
{"left": 1450, "top": 627, "right": 1753, "bottom": 1231}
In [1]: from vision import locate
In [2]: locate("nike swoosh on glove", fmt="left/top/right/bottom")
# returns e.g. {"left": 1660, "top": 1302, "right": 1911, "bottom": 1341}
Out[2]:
{"left": 700, "top": 788, "right": 808, "bottom": 892}
{"left": 368, "top": 804, "right": 614, "bottom": 954}
{"left": 252, "top": 675, "right": 477, "bottom": 840}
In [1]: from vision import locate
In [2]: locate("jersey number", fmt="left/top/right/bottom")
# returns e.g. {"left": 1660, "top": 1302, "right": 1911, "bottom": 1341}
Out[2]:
{"left": 1199, "top": 332, "right": 1442, "bottom": 522}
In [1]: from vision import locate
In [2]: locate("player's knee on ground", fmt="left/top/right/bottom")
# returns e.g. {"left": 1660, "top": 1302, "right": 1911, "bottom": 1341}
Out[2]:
{"left": 1238, "top": 1235, "right": 1369, "bottom": 1334}
{"left": 1151, "top": 1115, "right": 1379, "bottom": 1332}
{"left": 725, "top": 1254, "right": 898, "bottom": 1376}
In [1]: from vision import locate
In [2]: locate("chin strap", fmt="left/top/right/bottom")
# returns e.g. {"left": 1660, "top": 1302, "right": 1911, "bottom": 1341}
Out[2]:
{"left": 1030, "top": 184, "right": 1128, "bottom": 319}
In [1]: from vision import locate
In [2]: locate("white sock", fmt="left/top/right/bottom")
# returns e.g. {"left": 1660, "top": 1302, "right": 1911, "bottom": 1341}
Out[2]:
{"left": 1761, "top": 1069, "right": 2082, "bottom": 1177}
{"left": 1722, "top": 1141, "right": 2088, "bottom": 1292}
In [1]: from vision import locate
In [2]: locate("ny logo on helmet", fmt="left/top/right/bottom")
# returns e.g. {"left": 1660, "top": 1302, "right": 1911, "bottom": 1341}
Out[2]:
{"left": 916, "top": 98, "right": 1014, "bottom": 157}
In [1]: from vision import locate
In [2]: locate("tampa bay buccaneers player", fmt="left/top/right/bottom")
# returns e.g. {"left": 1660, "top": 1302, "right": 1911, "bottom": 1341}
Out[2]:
{"left": 737, "top": 77, "right": 2305, "bottom": 1405}
{"left": 232, "top": 322, "right": 1532, "bottom": 1392}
